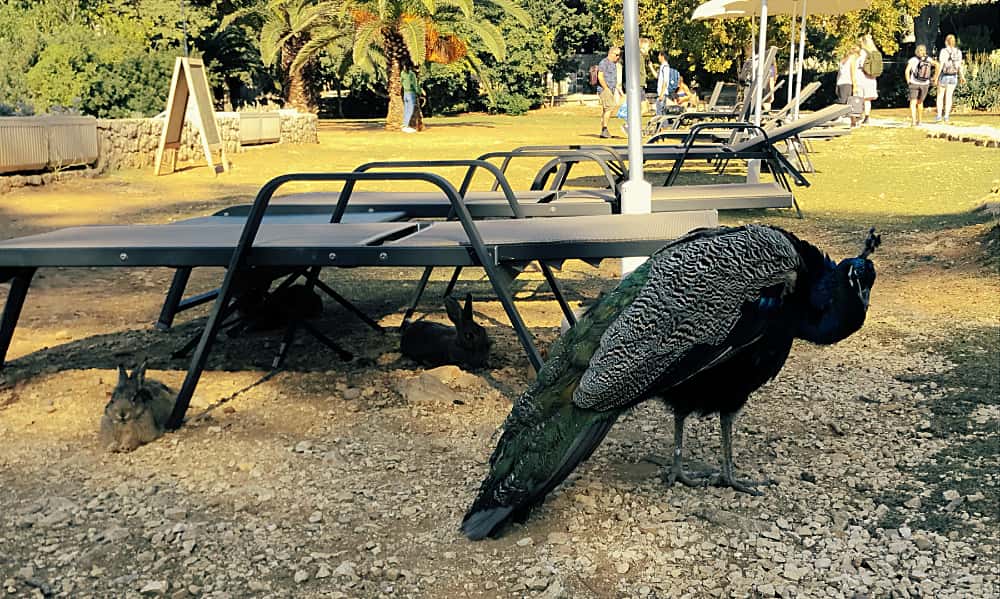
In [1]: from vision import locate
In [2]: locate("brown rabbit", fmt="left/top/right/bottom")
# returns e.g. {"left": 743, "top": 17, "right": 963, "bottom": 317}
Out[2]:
{"left": 400, "top": 294, "right": 491, "bottom": 369}
{"left": 99, "top": 363, "right": 175, "bottom": 452}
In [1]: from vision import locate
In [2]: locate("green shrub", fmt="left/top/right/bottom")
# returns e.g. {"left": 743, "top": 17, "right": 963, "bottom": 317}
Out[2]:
{"left": 488, "top": 92, "right": 532, "bottom": 115}
{"left": 955, "top": 51, "right": 1000, "bottom": 112}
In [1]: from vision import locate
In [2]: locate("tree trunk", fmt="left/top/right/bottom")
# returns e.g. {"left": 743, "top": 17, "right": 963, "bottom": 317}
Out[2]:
{"left": 386, "top": 56, "right": 404, "bottom": 130}
{"left": 282, "top": 36, "right": 317, "bottom": 112}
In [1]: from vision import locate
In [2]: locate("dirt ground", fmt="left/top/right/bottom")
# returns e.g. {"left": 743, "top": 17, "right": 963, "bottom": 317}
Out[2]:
{"left": 0, "top": 108, "right": 998, "bottom": 598}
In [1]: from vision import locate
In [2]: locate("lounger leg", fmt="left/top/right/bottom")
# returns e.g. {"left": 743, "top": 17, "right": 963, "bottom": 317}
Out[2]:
{"left": 538, "top": 262, "right": 576, "bottom": 328}
{"left": 313, "top": 278, "right": 384, "bottom": 333}
{"left": 0, "top": 268, "right": 35, "bottom": 368}
{"left": 157, "top": 268, "right": 192, "bottom": 331}
{"left": 480, "top": 263, "right": 544, "bottom": 372}
{"left": 168, "top": 266, "right": 252, "bottom": 429}
{"left": 272, "top": 319, "right": 301, "bottom": 369}
{"left": 443, "top": 267, "right": 463, "bottom": 299}
{"left": 401, "top": 266, "right": 434, "bottom": 328}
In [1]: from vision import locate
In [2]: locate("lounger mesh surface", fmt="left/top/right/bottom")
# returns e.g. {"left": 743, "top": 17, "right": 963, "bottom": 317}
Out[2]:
{"left": 391, "top": 212, "right": 717, "bottom": 249}
{"left": 651, "top": 183, "right": 792, "bottom": 210}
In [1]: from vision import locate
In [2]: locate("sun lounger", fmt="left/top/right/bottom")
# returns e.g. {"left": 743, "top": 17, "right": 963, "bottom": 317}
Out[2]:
{"left": 0, "top": 167, "right": 717, "bottom": 429}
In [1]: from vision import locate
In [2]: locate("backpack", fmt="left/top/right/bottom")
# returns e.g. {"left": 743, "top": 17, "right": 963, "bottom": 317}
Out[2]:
{"left": 941, "top": 48, "right": 961, "bottom": 76}
{"left": 589, "top": 64, "right": 600, "bottom": 87}
{"left": 667, "top": 68, "right": 680, "bottom": 96}
{"left": 911, "top": 57, "right": 933, "bottom": 83}
{"left": 862, "top": 49, "right": 883, "bottom": 78}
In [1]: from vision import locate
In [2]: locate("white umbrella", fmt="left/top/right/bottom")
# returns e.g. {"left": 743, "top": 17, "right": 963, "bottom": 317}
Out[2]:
{"left": 705, "top": 0, "right": 873, "bottom": 118}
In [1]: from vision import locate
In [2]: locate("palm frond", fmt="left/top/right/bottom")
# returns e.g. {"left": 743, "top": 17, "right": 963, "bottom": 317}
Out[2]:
{"left": 398, "top": 16, "right": 427, "bottom": 67}
{"left": 353, "top": 18, "right": 383, "bottom": 72}
{"left": 466, "top": 20, "right": 506, "bottom": 60}
{"left": 219, "top": 4, "right": 264, "bottom": 31}
{"left": 482, "top": 0, "right": 531, "bottom": 27}
{"left": 437, "top": 0, "right": 473, "bottom": 19}
{"left": 260, "top": 19, "right": 293, "bottom": 66}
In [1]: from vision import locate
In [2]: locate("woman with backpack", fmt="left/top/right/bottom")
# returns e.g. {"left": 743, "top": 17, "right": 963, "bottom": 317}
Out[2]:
{"left": 856, "top": 34, "right": 882, "bottom": 125}
{"left": 936, "top": 34, "right": 966, "bottom": 123}
{"left": 906, "top": 45, "right": 938, "bottom": 126}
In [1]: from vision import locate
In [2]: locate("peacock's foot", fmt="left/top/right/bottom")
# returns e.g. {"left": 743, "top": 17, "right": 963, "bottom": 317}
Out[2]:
{"left": 661, "top": 467, "right": 717, "bottom": 488}
{"left": 708, "top": 472, "right": 777, "bottom": 496}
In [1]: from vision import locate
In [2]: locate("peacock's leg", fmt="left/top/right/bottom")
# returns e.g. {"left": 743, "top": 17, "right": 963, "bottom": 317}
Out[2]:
{"left": 711, "top": 411, "right": 776, "bottom": 495}
{"left": 661, "top": 411, "right": 715, "bottom": 488}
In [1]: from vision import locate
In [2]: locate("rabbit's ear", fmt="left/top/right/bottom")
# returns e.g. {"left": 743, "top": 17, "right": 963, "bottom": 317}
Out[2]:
{"left": 117, "top": 365, "right": 128, "bottom": 385}
{"left": 444, "top": 295, "right": 463, "bottom": 326}
{"left": 133, "top": 361, "right": 148, "bottom": 386}
{"left": 463, "top": 293, "right": 474, "bottom": 322}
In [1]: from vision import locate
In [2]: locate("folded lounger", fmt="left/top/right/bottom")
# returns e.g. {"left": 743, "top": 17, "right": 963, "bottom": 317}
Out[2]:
{"left": 0, "top": 168, "right": 717, "bottom": 430}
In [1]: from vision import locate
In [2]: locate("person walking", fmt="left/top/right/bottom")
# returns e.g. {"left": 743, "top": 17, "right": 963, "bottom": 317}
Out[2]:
{"left": 401, "top": 66, "right": 421, "bottom": 133}
{"left": 857, "top": 34, "right": 882, "bottom": 125}
{"left": 836, "top": 44, "right": 861, "bottom": 127}
{"left": 905, "top": 44, "right": 937, "bottom": 126}
{"left": 655, "top": 51, "right": 674, "bottom": 116}
{"left": 935, "top": 34, "right": 966, "bottom": 123}
{"left": 597, "top": 46, "right": 623, "bottom": 138}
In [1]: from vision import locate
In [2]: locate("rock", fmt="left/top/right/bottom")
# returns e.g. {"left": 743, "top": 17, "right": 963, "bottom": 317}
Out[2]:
{"left": 943, "top": 490, "right": 961, "bottom": 501}
{"left": 140, "top": 580, "right": 168, "bottom": 595}
{"left": 308, "top": 511, "right": 323, "bottom": 523}
{"left": 294, "top": 441, "right": 313, "bottom": 453}
{"left": 616, "top": 562, "right": 630, "bottom": 574}
{"left": 546, "top": 532, "right": 571, "bottom": 545}
{"left": 538, "top": 579, "right": 565, "bottom": 599}
{"left": 293, "top": 570, "right": 309, "bottom": 583}
{"left": 16, "top": 566, "right": 34, "bottom": 580}
{"left": 967, "top": 492, "right": 985, "bottom": 503}
{"left": 396, "top": 373, "right": 463, "bottom": 405}
{"left": 912, "top": 535, "right": 933, "bottom": 551}
{"left": 342, "top": 387, "right": 362, "bottom": 401}
{"left": 516, "top": 537, "right": 534, "bottom": 547}
{"left": 333, "top": 561, "right": 357, "bottom": 578}
{"left": 100, "top": 526, "right": 130, "bottom": 543}
{"left": 315, "top": 566, "right": 331, "bottom": 579}
{"left": 904, "top": 496, "right": 922, "bottom": 509}
{"left": 35, "top": 510, "right": 70, "bottom": 528}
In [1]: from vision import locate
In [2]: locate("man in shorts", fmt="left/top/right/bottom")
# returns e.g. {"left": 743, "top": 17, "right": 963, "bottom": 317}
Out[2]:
{"left": 597, "top": 46, "right": 622, "bottom": 139}
{"left": 905, "top": 44, "right": 937, "bottom": 126}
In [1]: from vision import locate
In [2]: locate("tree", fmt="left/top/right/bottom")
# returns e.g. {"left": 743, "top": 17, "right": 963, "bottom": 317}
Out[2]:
{"left": 221, "top": 0, "right": 348, "bottom": 111}
{"left": 346, "top": 0, "right": 531, "bottom": 129}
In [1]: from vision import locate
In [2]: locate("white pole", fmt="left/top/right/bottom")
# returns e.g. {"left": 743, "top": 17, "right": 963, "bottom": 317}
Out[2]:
{"left": 748, "top": 0, "right": 768, "bottom": 183}
{"left": 620, "top": 0, "right": 652, "bottom": 276}
{"left": 794, "top": 0, "right": 808, "bottom": 119}
{"left": 787, "top": 4, "right": 797, "bottom": 108}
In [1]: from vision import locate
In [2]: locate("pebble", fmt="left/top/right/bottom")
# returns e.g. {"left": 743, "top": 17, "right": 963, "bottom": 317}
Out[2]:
{"left": 516, "top": 537, "right": 534, "bottom": 547}
{"left": 943, "top": 489, "right": 961, "bottom": 501}
{"left": 293, "top": 570, "right": 309, "bottom": 583}
{"left": 139, "top": 580, "right": 168, "bottom": 595}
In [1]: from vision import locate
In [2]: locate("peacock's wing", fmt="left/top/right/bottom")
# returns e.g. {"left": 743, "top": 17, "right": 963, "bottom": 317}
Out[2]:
{"left": 574, "top": 225, "right": 801, "bottom": 411}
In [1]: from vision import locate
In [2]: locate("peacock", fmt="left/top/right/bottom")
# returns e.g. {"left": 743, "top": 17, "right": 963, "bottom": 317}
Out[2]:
{"left": 462, "top": 224, "right": 880, "bottom": 540}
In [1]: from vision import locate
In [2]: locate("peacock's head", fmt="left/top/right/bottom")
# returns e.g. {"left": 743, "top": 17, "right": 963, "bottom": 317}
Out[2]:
{"left": 801, "top": 228, "right": 881, "bottom": 344}
{"left": 836, "top": 255, "right": 877, "bottom": 309}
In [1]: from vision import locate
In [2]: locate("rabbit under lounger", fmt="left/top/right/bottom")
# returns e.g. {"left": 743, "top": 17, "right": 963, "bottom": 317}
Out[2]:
{"left": 100, "top": 363, "right": 175, "bottom": 452}
{"left": 400, "top": 293, "right": 491, "bottom": 370}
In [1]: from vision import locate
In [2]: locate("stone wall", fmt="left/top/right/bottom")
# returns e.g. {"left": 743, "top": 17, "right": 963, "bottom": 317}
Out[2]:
{"left": 96, "top": 112, "right": 319, "bottom": 172}
{"left": 1, "top": 112, "right": 318, "bottom": 192}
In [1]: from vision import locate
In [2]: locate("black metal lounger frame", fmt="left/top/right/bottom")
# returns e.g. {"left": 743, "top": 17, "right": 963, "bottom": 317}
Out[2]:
{"left": 1, "top": 162, "right": 710, "bottom": 430}
{"left": 155, "top": 151, "right": 622, "bottom": 330}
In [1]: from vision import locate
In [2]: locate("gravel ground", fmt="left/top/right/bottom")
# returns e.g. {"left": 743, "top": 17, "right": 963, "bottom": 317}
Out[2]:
{"left": 1, "top": 194, "right": 998, "bottom": 598}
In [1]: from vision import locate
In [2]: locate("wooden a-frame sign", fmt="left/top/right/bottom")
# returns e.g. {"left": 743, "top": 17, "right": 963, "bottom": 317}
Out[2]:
{"left": 154, "top": 57, "right": 230, "bottom": 176}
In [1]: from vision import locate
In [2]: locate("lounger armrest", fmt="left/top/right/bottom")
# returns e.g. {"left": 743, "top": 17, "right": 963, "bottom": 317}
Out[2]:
{"left": 508, "top": 145, "right": 625, "bottom": 189}
{"left": 353, "top": 159, "right": 525, "bottom": 219}
{"left": 477, "top": 150, "right": 620, "bottom": 194}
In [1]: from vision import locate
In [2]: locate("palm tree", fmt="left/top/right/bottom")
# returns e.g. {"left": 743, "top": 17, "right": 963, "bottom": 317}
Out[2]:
{"left": 221, "top": 0, "right": 348, "bottom": 111}
{"left": 345, "top": 0, "right": 531, "bottom": 129}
